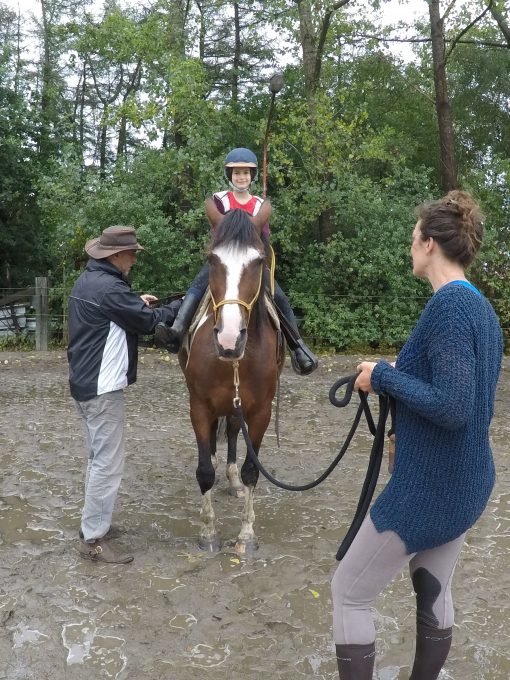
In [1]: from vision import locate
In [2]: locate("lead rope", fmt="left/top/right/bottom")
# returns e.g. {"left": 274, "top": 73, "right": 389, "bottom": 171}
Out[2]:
{"left": 232, "top": 370, "right": 392, "bottom": 560}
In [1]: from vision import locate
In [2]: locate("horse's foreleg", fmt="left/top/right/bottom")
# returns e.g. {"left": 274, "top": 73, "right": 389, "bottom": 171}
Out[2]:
{"left": 235, "top": 410, "right": 270, "bottom": 555}
{"left": 235, "top": 484, "right": 257, "bottom": 555}
{"left": 193, "top": 414, "right": 221, "bottom": 552}
{"left": 225, "top": 415, "right": 244, "bottom": 498}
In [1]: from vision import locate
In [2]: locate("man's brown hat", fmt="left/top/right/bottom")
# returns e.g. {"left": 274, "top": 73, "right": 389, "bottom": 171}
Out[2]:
{"left": 85, "top": 225, "right": 145, "bottom": 259}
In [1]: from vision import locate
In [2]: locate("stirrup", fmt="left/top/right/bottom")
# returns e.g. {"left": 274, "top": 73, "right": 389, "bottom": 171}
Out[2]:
{"left": 290, "top": 343, "right": 318, "bottom": 376}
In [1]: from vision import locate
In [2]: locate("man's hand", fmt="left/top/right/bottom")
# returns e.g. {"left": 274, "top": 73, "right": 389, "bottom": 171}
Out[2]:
{"left": 140, "top": 294, "right": 157, "bottom": 307}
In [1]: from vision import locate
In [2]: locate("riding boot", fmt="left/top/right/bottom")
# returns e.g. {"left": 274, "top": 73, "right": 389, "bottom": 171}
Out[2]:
{"left": 274, "top": 292, "right": 318, "bottom": 375}
{"left": 154, "top": 292, "right": 201, "bottom": 353}
{"left": 409, "top": 623, "right": 452, "bottom": 680}
{"left": 335, "top": 642, "right": 376, "bottom": 680}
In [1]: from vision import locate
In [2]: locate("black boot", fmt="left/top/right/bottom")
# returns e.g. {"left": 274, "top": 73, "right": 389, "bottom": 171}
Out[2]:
{"left": 335, "top": 642, "right": 375, "bottom": 680}
{"left": 154, "top": 293, "right": 201, "bottom": 353}
{"left": 409, "top": 623, "right": 452, "bottom": 680}
{"left": 274, "top": 293, "right": 318, "bottom": 376}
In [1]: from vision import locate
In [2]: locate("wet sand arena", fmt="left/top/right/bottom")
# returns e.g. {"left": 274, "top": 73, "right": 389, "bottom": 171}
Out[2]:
{"left": 0, "top": 349, "right": 509, "bottom": 679}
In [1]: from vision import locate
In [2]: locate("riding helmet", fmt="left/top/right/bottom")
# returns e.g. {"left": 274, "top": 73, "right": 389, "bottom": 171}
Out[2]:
{"left": 224, "top": 147, "right": 258, "bottom": 183}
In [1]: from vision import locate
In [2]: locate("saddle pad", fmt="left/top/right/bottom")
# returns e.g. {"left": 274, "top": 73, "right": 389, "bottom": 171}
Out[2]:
{"left": 182, "top": 289, "right": 213, "bottom": 359}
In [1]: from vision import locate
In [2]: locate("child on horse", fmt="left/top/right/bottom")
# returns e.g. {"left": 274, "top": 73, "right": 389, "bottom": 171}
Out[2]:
{"left": 156, "top": 147, "right": 318, "bottom": 376}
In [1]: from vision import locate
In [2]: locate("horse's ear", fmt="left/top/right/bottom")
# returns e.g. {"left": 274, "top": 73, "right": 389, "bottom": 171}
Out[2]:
{"left": 249, "top": 200, "right": 272, "bottom": 236}
{"left": 205, "top": 197, "right": 223, "bottom": 230}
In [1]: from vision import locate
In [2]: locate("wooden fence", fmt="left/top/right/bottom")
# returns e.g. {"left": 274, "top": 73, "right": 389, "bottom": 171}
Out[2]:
{"left": 0, "top": 277, "right": 49, "bottom": 350}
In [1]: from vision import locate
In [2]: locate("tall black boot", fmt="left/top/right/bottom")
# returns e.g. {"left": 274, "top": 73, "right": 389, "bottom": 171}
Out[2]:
{"left": 275, "top": 295, "right": 318, "bottom": 375}
{"left": 154, "top": 293, "right": 201, "bottom": 353}
{"left": 409, "top": 623, "right": 452, "bottom": 680}
{"left": 335, "top": 642, "right": 376, "bottom": 680}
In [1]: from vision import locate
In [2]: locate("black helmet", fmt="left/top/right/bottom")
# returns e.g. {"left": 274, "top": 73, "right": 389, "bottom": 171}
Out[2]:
{"left": 224, "top": 147, "right": 258, "bottom": 183}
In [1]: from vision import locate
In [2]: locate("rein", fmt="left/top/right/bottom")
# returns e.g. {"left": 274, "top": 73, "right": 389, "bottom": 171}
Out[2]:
{"left": 232, "top": 370, "right": 392, "bottom": 561}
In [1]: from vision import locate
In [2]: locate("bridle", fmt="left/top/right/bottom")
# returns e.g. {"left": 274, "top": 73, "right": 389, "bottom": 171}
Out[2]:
{"left": 209, "top": 260, "right": 265, "bottom": 326}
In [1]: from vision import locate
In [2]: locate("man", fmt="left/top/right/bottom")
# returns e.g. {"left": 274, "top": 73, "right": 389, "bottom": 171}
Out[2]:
{"left": 67, "top": 225, "right": 179, "bottom": 564}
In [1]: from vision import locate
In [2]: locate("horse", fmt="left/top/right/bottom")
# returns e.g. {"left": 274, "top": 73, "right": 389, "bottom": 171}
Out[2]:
{"left": 178, "top": 204, "right": 283, "bottom": 554}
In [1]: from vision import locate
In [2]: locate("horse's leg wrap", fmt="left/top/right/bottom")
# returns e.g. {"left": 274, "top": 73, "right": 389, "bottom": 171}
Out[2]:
{"left": 235, "top": 485, "right": 258, "bottom": 553}
{"left": 199, "top": 489, "right": 220, "bottom": 551}
{"left": 274, "top": 285, "right": 318, "bottom": 376}
{"left": 335, "top": 642, "right": 375, "bottom": 680}
{"left": 409, "top": 623, "right": 452, "bottom": 680}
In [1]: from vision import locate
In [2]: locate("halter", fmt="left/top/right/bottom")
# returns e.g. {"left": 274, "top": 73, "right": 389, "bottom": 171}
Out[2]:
{"left": 209, "top": 260, "right": 264, "bottom": 325}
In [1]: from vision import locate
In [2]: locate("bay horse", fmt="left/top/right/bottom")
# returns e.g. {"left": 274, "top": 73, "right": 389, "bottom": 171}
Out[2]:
{"left": 178, "top": 203, "right": 283, "bottom": 554}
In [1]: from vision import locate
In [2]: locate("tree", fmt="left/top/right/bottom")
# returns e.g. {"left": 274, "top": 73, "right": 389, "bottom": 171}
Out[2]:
{"left": 428, "top": 0, "right": 458, "bottom": 191}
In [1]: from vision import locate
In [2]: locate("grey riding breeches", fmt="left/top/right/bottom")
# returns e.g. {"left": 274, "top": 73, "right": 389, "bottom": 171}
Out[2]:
{"left": 331, "top": 515, "right": 466, "bottom": 645}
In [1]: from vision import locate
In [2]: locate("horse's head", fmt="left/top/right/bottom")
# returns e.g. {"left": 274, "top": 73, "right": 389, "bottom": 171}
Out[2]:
{"left": 207, "top": 207, "right": 268, "bottom": 361}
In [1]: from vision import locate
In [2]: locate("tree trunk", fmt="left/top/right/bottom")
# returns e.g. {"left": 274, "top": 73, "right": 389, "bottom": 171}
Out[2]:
{"left": 232, "top": 2, "right": 241, "bottom": 106}
{"left": 296, "top": 0, "right": 351, "bottom": 241}
{"left": 99, "top": 119, "right": 107, "bottom": 179}
{"left": 196, "top": 1, "right": 206, "bottom": 61}
{"left": 490, "top": 4, "right": 510, "bottom": 46}
{"left": 297, "top": 0, "right": 318, "bottom": 104}
{"left": 428, "top": 0, "right": 458, "bottom": 192}
{"left": 14, "top": 7, "right": 22, "bottom": 96}
{"left": 116, "top": 61, "right": 142, "bottom": 159}
{"left": 38, "top": 0, "right": 55, "bottom": 160}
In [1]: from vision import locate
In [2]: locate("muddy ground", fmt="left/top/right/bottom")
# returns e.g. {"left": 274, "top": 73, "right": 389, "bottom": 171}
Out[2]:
{"left": 0, "top": 349, "right": 509, "bottom": 680}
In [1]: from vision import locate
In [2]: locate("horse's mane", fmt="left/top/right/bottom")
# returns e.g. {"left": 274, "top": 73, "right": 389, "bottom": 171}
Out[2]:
{"left": 207, "top": 209, "right": 263, "bottom": 254}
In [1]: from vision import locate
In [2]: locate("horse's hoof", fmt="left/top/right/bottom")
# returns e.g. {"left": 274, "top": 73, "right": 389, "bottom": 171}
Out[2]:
{"left": 198, "top": 536, "right": 221, "bottom": 553}
{"left": 228, "top": 486, "right": 245, "bottom": 498}
{"left": 234, "top": 539, "right": 258, "bottom": 555}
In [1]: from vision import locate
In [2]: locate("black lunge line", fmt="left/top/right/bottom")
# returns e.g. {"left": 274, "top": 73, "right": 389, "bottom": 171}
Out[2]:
{"left": 234, "top": 374, "right": 391, "bottom": 560}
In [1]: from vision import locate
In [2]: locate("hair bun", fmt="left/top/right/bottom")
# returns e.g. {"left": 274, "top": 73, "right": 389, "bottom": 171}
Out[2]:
{"left": 417, "top": 190, "right": 484, "bottom": 267}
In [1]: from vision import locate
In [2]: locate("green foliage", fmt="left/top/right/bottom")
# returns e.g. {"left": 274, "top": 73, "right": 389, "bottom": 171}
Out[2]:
{"left": 0, "top": 332, "right": 35, "bottom": 351}
{"left": 0, "top": 88, "right": 50, "bottom": 288}
{"left": 1, "top": 0, "right": 510, "bottom": 352}
{"left": 277, "top": 167, "right": 434, "bottom": 350}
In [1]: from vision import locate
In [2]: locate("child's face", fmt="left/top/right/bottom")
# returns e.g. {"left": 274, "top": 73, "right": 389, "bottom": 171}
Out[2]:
{"left": 231, "top": 167, "right": 252, "bottom": 189}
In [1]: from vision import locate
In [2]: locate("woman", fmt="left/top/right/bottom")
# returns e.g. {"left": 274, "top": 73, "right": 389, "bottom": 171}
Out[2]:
{"left": 331, "top": 191, "right": 503, "bottom": 679}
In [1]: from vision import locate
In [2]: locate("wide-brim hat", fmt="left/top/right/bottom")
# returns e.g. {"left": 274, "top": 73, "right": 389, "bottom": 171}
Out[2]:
{"left": 85, "top": 225, "right": 145, "bottom": 259}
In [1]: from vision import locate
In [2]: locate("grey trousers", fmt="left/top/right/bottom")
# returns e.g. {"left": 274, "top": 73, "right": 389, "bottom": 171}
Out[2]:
{"left": 75, "top": 390, "right": 125, "bottom": 542}
{"left": 331, "top": 515, "right": 465, "bottom": 645}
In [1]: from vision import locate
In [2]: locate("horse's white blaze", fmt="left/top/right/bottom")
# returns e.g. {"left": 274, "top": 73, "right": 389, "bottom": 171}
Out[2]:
{"left": 213, "top": 244, "right": 260, "bottom": 351}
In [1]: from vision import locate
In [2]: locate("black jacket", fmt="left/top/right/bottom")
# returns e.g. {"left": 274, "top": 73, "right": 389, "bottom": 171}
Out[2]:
{"left": 67, "top": 258, "right": 177, "bottom": 401}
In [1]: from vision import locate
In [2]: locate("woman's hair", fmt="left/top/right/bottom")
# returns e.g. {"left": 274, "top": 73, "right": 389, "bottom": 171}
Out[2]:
{"left": 416, "top": 190, "right": 484, "bottom": 267}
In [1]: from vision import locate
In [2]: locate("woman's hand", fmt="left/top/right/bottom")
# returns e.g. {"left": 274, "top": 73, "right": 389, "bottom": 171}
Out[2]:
{"left": 354, "top": 361, "right": 377, "bottom": 393}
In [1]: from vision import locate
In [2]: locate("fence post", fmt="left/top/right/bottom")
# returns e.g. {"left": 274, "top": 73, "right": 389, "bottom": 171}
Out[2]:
{"left": 35, "top": 277, "right": 49, "bottom": 351}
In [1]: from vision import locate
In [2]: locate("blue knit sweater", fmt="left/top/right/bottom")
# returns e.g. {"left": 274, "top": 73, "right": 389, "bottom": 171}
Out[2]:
{"left": 370, "top": 282, "right": 503, "bottom": 553}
